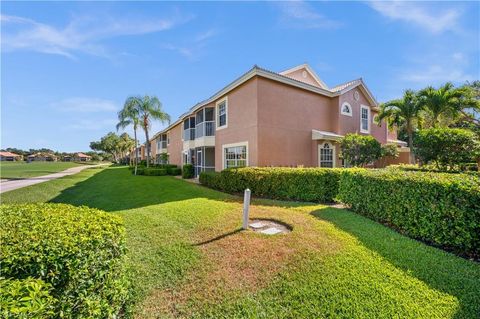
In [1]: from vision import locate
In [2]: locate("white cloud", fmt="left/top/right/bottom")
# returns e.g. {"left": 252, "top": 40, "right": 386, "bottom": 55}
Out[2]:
{"left": 368, "top": 1, "right": 461, "bottom": 34}
{"left": 163, "top": 28, "right": 219, "bottom": 60}
{"left": 276, "top": 1, "right": 342, "bottom": 29}
{"left": 52, "top": 97, "right": 119, "bottom": 113}
{"left": 1, "top": 11, "right": 193, "bottom": 58}
{"left": 399, "top": 65, "right": 473, "bottom": 85}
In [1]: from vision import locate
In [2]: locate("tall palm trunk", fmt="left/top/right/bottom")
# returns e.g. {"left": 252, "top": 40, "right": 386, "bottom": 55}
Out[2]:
{"left": 406, "top": 121, "right": 415, "bottom": 164}
{"left": 133, "top": 126, "right": 138, "bottom": 175}
{"left": 144, "top": 127, "right": 150, "bottom": 168}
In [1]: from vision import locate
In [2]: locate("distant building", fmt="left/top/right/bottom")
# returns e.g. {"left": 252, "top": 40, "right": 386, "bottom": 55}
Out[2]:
{"left": 27, "top": 152, "right": 57, "bottom": 162}
{"left": 73, "top": 153, "right": 91, "bottom": 162}
{"left": 0, "top": 151, "right": 22, "bottom": 161}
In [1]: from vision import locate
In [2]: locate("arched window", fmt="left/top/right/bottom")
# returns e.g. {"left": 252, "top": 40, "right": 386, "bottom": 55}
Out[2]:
{"left": 341, "top": 102, "right": 352, "bottom": 116}
{"left": 319, "top": 142, "right": 335, "bottom": 168}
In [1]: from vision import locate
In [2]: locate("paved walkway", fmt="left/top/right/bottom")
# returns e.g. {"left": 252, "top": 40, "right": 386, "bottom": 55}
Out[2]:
{"left": 0, "top": 164, "right": 106, "bottom": 194}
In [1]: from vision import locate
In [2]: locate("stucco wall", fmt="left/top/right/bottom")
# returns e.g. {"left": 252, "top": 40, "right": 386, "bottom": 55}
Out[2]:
{"left": 214, "top": 77, "right": 259, "bottom": 171}
{"left": 337, "top": 87, "right": 388, "bottom": 144}
{"left": 256, "top": 77, "right": 338, "bottom": 167}
{"left": 167, "top": 123, "right": 183, "bottom": 166}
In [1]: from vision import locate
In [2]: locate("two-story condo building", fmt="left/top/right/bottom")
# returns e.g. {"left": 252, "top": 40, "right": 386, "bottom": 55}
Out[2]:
{"left": 148, "top": 64, "right": 409, "bottom": 176}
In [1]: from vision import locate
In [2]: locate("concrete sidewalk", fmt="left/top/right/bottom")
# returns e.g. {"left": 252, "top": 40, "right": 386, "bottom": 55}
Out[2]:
{"left": 0, "top": 164, "right": 106, "bottom": 194}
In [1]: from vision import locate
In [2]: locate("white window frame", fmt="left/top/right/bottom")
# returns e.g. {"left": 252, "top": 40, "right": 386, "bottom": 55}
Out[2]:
{"left": 167, "top": 132, "right": 170, "bottom": 146}
{"left": 222, "top": 141, "right": 248, "bottom": 169}
{"left": 216, "top": 96, "right": 228, "bottom": 131}
{"left": 340, "top": 102, "right": 352, "bottom": 117}
{"left": 360, "top": 104, "right": 370, "bottom": 133}
{"left": 318, "top": 142, "right": 336, "bottom": 168}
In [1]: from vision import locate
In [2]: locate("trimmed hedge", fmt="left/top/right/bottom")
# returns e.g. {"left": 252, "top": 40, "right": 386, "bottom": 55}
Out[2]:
{"left": 0, "top": 278, "right": 56, "bottom": 318}
{"left": 182, "top": 164, "right": 195, "bottom": 179}
{"left": 0, "top": 203, "right": 129, "bottom": 318}
{"left": 132, "top": 164, "right": 181, "bottom": 176}
{"left": 200, "top": 167, "right": 341, "bottom": 202}
{"left": 338, "top": 169, "right": 480, "bottom": 257}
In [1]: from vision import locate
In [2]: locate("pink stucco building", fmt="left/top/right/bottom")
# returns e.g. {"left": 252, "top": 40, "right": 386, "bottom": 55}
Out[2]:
{"left": 149, "top": 64, "right": 410, "bottom": 176}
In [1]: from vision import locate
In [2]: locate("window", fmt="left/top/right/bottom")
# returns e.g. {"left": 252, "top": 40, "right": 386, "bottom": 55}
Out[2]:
{"left": 319, "top": 142, "right": 335, "bottom": 168}
{"left": 341, "top": 102, "right": 352, "bottom": 116}
{"left": 216, "top": 97, "right": 227, "bottom": 129}
{"left": 223, "top": 143, "right": 247, "bottom": 168}
{"left": 360, "top": 105, "right": 370, "bottom": 133}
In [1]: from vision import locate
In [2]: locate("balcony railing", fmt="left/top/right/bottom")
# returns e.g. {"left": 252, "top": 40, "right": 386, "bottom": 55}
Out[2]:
{"left": 157, "top": 141, "right": 167, "bottom": 149}
{"left": 195, "top": 121, "right": 215, "bottom": 139}
{"left": 183, "top": 128, "right": 196, "bottom": 141}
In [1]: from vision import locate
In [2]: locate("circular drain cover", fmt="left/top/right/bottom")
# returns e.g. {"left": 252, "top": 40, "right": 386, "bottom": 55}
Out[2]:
{"left": 249, "top": 219, "right": 291, "bottom": 235}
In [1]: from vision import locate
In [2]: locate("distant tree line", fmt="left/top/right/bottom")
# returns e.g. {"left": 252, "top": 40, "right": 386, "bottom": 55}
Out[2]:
{"left": 0, "top": 148, "right": 107, "bottom": 161}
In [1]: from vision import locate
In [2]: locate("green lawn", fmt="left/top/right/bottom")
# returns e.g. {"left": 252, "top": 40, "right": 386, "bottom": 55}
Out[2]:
{"left": 0, "top": 161, "right": 83, "bottom": 179}
{"left": 2, "top": 166, "right": 479, "bottom": 318}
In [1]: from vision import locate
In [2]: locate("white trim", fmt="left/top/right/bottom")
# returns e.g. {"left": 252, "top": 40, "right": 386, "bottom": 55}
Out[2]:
{"left": 148, "top": 66, "right": 379, "bottom": 139}
{"left": 318, "top": 142, "right": 336, "bottom": 168}
{"left": 312, "top": 130, "right": 344, "bottom": 141}
{"left": 360, "top": 104, "right": 370, "bottom": 133}
{"left": 215, "top": 96, "right": 228, "bottom": 131}
{"left": 279, "top": 63, "right": 328, "bottom": 89}
{"left": 340, "top": 102, "right": 352, "bottom": 117}
{"left": 222, "top": 141, "right": 249, "bottom": 169}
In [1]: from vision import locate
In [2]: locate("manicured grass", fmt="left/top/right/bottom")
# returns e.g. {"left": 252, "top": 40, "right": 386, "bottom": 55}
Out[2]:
{"left": 2, "top": 167, "right": 479, "bottom": 318}
{"left": 0, "top": 161, "right": 83, "bottom": 179}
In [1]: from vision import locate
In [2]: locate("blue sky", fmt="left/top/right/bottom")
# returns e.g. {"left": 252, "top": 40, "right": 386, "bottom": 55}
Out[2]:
{"left": 2, "top": 1, "right": 479, "bottom": 152}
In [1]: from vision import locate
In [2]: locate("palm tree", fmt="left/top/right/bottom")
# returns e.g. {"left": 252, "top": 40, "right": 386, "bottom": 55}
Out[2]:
{"left": 417, "top": 82, "right": 471, "bottom": 127}
{"left": 117, "top": 97, "right": 141, "bottom": 174}
{"left": 135, "top": 95, "right": 170, "bottom": 167}
{"left": 377, "top": 90, "right": 423, "bottom": 163}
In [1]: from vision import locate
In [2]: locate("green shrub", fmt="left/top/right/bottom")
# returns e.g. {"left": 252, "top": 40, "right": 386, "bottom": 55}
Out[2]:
{"left": 0, "top": 277, "right": 56, "bottom": 319}
{"left": 0, "top": 203, "right": 129, "bottom": 318}
{"left": 414, "top": 128, "right": 480, "bottom": 170}
{"left": 182, "top": 164, "right": 195, "bottom": 179}
{"left": 143, "top": 168, "right": 168, "bottom": 176}
{"left": 338, "top": 169, "right": 480, "bottom": 257}
{"left": 200, "top": 167, "right": 341, "bottom": 202}
{"left": 168, "top": 167, "right": 182, "bottom": 176}
{"left": 135, "top": 167, "right": 145, "bottom": 175}
{"left": 340, "top": 134, "right": 383, "bottom": 167}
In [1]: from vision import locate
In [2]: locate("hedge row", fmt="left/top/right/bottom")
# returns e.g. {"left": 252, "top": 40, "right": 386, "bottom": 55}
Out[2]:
{"left": 337, "top": 169, "right": 480, "bottom": 257}
{"left": 200, "top": 167, "right": 341, "bottom": 202}
{"left": 182, "top": 164, "right": 195, "bottom": 179}
{"left": 131, "top": 164, "right": 182, "bottom": 176}
{"left": 0, "top": 204, "right": 129, "bottom": 318}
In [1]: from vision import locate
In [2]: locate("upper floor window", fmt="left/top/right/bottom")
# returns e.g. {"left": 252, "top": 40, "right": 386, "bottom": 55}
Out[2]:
{"left": 360, "top": 105, "right": 370, "bottom": 133}
{"left": 341, "top": 102, "right": 352, "bottom": 116}
{"left": 216, "top": 97, "right": 228, "bottom": 129}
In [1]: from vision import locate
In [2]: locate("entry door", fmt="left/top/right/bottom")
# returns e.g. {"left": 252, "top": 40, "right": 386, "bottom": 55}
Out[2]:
{"left": 196, "top": 149, "right": 203, "bottom": 177}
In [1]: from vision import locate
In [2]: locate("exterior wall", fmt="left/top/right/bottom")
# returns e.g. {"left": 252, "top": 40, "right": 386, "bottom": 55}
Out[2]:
{"left": 256, "top": 77, "right": 338, "bottom": 167}
{"left": 214, "top": 77, "right": 259, "bottom": 171}
{"left": 375, "top": 149, "right": 410, "bottom": 167}
{"left": 167, "top": 123, "right": 183, "bottom": 166}
{"left": 150, "top": 139, "right": 157, "bottom": 160}
{"left": 337, "top": 88, "right": 388, "bottom": 144}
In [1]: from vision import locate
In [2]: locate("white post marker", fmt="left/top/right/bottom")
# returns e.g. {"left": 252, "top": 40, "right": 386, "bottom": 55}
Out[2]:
{"left": 242, "top": 188, "right": 251, "bottom": 230}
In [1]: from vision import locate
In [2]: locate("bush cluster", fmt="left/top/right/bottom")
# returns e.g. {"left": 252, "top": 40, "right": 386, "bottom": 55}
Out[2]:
{"left": 414, "top": 128, "right": 480, "bottom": 170}
{"left": 182, "top": 164, "right": 195, "bottom": 179}
{"left": 200, "top": 167, "right": 341, "bottom": 202}
{"left": 131, "top": 164, "right": 181, "bottom": 176}
{"left": 0, "top": 203, "right": 129, "bottom": 318}
{"left": 337, "top": 169, "right": 480, "bottom": 257}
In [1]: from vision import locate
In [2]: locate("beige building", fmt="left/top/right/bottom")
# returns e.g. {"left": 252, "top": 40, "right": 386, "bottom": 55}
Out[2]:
{"left": 149, "top": 64, "right": 409, "bottom": 176}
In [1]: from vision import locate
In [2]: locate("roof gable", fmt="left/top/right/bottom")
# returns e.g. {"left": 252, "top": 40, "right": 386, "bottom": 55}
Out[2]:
{"left": 280, "top": 64, "right": 328, "bottom": 89}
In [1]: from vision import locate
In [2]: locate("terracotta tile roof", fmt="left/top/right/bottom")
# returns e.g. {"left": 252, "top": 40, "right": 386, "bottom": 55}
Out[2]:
{"left": 0, "top": 151, "right": 20, "bottom": 157}
{"left": 76, "top": 152, "right": 91, "bottom": 158}
{"left": 330, "top": 79, "right": 362, "bottom": 92}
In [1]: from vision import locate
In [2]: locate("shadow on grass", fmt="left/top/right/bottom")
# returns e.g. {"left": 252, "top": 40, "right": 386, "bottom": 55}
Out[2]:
{"left": 312, "top": 207, "right": 480, "bottom": 319}
{"left": 48, "top": 166, "right": 238, "bottom": 212}
{"left": 194, "top": 228, "right": 243, "bottom": 246}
